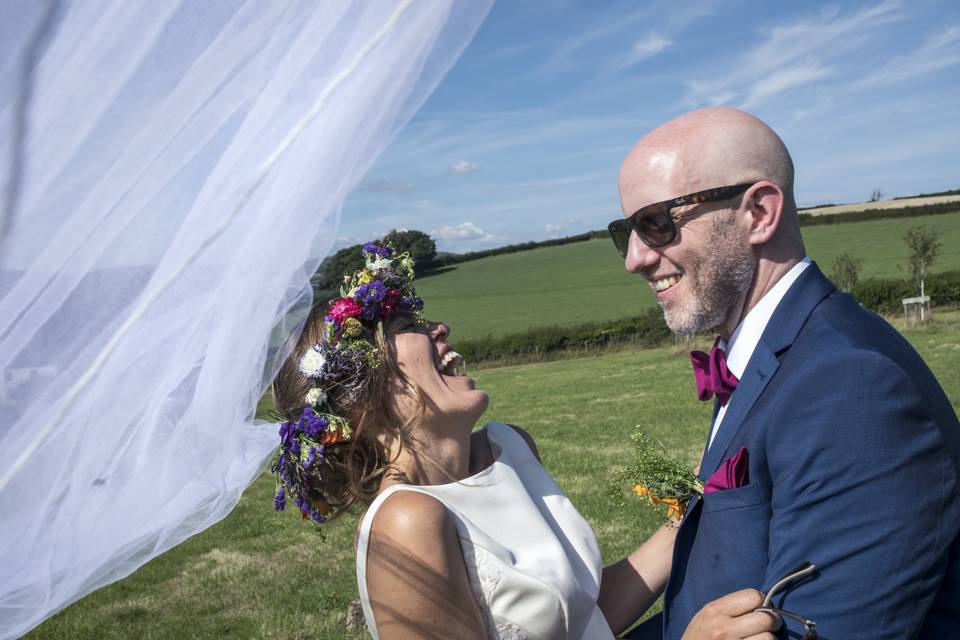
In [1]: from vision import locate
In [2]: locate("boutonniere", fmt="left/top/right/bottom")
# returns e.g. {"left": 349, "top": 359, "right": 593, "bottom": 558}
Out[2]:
{"left": 613, "top": 431, "right": 703, "bottom": 521}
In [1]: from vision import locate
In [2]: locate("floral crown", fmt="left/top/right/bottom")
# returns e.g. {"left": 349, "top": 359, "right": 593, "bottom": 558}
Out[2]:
{"left": 271, "top": 242, "right": 424, "bottom": 523}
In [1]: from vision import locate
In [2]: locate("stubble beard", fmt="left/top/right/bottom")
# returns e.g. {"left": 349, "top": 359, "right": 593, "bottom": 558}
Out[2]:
{"left": 660, "top": 220, "right": 756, "bottom": 337}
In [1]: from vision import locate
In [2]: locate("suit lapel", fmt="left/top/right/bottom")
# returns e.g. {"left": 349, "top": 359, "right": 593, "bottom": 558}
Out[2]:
{"left": 698, "top": 263, "right": 836, "bottom": 480}
{"left": 699, "top": 345, "right": 779, "bottom": 481}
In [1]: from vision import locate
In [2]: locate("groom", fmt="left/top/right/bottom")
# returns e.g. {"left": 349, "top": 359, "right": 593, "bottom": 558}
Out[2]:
{"left": 614, "top": 107, "right": 960, "bottom": 639}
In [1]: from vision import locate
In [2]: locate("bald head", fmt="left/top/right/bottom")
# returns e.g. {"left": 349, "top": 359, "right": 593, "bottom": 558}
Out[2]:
{"left": 619, "top": 107, "right": 795, "bottom": 213}
{"left": 617, "top": 108, "right": 806, "bottom": 336}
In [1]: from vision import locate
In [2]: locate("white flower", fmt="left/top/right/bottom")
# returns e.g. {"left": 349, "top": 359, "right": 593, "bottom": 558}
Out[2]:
{"left": 305, "top": 387, "right": 326, "bottom": 407}
{"left": 299, "top": 346, "right": 326, "bottom": 378}
{"left": 368, "top": 257, "right": 391, "bottom": 272}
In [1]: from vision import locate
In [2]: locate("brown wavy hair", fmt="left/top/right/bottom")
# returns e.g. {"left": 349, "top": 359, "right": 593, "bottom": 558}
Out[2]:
{"left": 271, "top": 302, "right": 425, "bottom": 521}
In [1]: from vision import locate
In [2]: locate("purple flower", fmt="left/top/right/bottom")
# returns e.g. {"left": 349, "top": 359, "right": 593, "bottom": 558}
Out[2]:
{"left": 399, "top": 295, "right": 424, "bottom": 312}
{"left": 363, "top": 242, "right": 391, "bottom": 258}
{"left": 355, "top": 281, "right": 387, "bottom": 322}
{"left": 279, "top": 421, "right": 295, "bottom": 447}
{"left": 274, "top": 487, "right": 286, "bottom": 512}
{"left": 304, "top": 444, "right": 328, "bottom": 468}
{"left": 277, "top": 455, "right": 292, "bottom": 487}
{"left": 294, "top": 495, "right": 327, "bottom": 524}
{"left": 316, "top": 344, "right": 363, "bottom": 386}
{"left": 300, "top": 408, "right": 329, "bottom": 438}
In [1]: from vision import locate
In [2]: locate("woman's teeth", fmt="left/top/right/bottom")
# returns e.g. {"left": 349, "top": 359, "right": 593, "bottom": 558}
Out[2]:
{"left": 438, "top": 350, "right": 464, "bottom": 376}
{"left": 652, "top": 275, "right": 680, "bottom": 292}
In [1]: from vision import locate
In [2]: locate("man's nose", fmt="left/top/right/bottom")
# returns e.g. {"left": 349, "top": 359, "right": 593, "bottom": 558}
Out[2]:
{"left": 624, "top": 229, "right": 660, "bottom": 273}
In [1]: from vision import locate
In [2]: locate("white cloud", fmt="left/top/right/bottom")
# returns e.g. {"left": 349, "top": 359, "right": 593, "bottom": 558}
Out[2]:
{"left": 742, "top": 62, "right": 831, "bottom": 109}
{"left": 849, "top": 24, "right": 960, "bottom": 92}
{"left": 634, "top": 33, "right": 672, "bottom": 58}
{"left": 432, "top": 221, "right": 493, "bottom": 241}
{"left": 447, "top": 160, "right": 480, "bottom": 175}
{"left": 684, "top": 1, "right": 904, "bottom": 108}
{"left": 359, "top": 178, "right": 415, "bottom": 193}
{"left": 604, "top": 33, "right": 673, "bottom": 75}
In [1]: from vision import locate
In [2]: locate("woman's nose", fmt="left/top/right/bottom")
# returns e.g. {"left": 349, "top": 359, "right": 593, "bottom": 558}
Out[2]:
{"left": 430, "top": 321, "right": 450, "bottom": 341}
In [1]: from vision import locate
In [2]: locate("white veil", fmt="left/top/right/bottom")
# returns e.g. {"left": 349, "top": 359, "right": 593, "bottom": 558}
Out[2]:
{"left": 0, "top": 1, "right": 490, "bottom": 637}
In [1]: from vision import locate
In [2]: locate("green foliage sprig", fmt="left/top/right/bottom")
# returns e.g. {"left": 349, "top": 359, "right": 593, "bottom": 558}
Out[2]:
{"left": 612, "top": 431, "right": 703, "bottom": 521}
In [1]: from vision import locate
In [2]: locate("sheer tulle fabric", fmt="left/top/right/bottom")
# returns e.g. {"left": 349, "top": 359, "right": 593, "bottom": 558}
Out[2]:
{"left": 0, "top": 2, "right": 490, "bottom": 637}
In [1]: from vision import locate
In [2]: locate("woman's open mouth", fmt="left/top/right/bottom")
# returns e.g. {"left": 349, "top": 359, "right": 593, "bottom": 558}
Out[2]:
{"left": 437, "top": 350, "right": 465, "bottom": 377}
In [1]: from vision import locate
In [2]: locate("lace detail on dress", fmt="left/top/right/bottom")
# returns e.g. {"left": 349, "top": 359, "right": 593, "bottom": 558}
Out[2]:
{"left": 461, "top": 543, "right": 527, "bottom": 640}
{"left": 474, "top": 547, "right": 502, "bottom": 595}
{"left": 495, "top": 623, "right": 528, "bottom": 640}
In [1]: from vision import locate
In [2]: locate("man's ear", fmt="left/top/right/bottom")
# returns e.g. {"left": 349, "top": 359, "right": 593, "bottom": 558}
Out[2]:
{"left": 744, "top": 181, "right": 784, "bottom": 246}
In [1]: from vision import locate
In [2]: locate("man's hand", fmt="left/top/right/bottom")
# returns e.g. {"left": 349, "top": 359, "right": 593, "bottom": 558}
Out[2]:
{"left": 681, "top": 589, "right": 781, "bottom": 640}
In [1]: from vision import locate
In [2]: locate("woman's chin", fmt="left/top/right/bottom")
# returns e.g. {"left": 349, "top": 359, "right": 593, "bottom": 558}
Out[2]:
{"left": 441, "top": 372, "right": 476, "bottom": 389}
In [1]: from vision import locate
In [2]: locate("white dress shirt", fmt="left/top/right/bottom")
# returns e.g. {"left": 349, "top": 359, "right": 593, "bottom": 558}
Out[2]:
{"left": 707, "top": 258, "right": 812, "bottom": 449}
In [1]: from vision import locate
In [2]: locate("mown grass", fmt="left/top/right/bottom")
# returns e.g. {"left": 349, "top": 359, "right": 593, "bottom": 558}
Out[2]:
{"left": 29, "top": 311, "right": 960, "bottom": 640}
{"left": 418, "top": 212, "right": 960, "bottom": 342}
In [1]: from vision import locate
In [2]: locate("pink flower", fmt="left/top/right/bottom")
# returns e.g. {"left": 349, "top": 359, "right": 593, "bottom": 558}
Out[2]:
{"left": 704, "top": 447, "right": 749, "bottom": 493}
{"left": 328, "top": 297, "right": 363, "bottom": 323}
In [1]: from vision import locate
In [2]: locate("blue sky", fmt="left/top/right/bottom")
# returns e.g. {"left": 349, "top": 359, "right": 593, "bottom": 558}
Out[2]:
{"left": 340, "top": 0, "right": 960, "bottom": 253}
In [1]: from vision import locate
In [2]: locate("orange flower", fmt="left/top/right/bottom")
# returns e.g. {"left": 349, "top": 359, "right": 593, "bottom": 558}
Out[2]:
{"left": 632, "top": 484, "right": 685, "bottom": 521}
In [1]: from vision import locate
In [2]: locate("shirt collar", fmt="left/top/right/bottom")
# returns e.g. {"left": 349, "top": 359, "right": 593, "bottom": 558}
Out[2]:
{"left": 721, "top": 258, "right": 811, "bottom": 379}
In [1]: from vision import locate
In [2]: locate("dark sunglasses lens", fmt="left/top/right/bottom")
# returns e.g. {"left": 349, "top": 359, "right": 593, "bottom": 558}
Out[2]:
{"left": 635, "top": 211, "right": 674, "bottom": 247}
{"left": 607, "top": 220, "right": 631, "bottom": 257}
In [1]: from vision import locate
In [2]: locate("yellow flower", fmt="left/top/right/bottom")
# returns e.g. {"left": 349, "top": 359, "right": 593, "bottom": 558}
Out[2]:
{"left": 342, "top": 317, "right": 363, "bottom": 338}
{"left": 633, "top": 484, "right": 685, "bottom": 521}
{"left": 357, "top": 269, "right": 374, "bottom": 284}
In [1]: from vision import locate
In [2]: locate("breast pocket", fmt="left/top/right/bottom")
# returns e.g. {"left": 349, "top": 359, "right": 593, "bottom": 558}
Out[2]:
{"left": 693, "top": 482, "right": 770, "bottom": 584}
{"left": 701, "top": 482, "right": 764, "bottom": 513}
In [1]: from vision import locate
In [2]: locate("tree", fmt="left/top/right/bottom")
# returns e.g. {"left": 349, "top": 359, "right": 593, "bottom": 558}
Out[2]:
{"left": 830, "top": 252, "right": 862, "bottom": 292}
{"left": 902, "top": 226, "right": 941, "bottom": 299}
{"left": 383, "top": 229, "right": 437, "bottom": 272}
{"left": 869, "top": 187, "right": 883, "bottom": 202}
{"left": 312, "top": 243, "right": 364, "bottom": 294}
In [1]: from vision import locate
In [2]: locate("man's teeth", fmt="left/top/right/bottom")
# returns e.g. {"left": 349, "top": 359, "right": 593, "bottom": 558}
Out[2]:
{"left": 652, "top": 275, "right": 681, "bottom": 292}
{"left": 438, "top": 350, "right": 464, "bottom": 376}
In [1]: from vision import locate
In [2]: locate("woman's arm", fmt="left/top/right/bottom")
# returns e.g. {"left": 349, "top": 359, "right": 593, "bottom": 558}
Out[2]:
{"left": 365, "top": 490, "right": 487, "bottom": 640}
{"left": 597, "top": 522, "right": 678, "bottom": 634}
{"left": 510, "top": 423, "right": 675, "bottom": 634}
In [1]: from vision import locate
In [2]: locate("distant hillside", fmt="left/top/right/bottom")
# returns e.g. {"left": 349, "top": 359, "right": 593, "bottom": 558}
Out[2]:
{"left": 417, "top": 211, "right": 960, "bottom": 342}
{"left": 800, "top": 193, "right": 960, "bottom": 216}
{"left": 431, "top": 193, "right": 960, "bottom": 272}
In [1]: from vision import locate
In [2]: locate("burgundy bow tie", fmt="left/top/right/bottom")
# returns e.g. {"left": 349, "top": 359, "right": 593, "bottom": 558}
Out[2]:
{"left": 690, "top": 337, "right": 739, "bottom": 406}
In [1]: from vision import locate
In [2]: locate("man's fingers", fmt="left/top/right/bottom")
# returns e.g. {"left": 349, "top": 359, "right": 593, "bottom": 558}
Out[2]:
{"left": 727, "top": 610, "right": 782, "bottom": 638}
{"left": 704, "top": 588, "right": 766, "bottom": 616}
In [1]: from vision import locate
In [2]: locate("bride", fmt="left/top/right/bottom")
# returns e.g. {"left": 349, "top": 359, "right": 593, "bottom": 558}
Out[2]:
{"left": 269, "top": 243, "right": 779, "bottom": 639}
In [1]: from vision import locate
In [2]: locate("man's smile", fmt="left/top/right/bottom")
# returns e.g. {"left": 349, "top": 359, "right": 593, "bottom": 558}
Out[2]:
{"left": 650, "top": 274, "right": 682, "bottom": 294}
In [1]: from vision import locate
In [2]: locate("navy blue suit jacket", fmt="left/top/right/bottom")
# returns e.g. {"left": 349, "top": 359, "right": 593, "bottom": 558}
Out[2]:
{"left": 637, "top": 264, "right": 960, "bottom": 639}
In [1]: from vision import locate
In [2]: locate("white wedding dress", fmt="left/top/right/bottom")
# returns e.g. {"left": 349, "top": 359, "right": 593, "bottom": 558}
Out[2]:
{"left": 356, "top": 422, "right": 616, "bottom": 640}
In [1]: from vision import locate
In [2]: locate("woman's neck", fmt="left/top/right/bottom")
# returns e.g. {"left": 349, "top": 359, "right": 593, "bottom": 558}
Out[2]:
{"left": 381, "top": 419, "right": 476, "bottom": 488}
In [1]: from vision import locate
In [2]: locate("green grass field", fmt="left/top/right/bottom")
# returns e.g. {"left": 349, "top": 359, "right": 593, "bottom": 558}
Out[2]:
{"left": 418, "top": 213, "right": 960, "bottom": 342}
{"left": 28, "top": 311, "right": 960, "bottom": 640}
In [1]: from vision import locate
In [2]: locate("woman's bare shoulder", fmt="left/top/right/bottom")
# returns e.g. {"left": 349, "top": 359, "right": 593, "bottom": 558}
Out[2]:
{"left": 364, "top": 489, "right": 487, "bottom": 640}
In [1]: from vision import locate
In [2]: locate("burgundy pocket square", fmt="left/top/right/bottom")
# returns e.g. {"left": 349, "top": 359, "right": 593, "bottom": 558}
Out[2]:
{"left": 704, "top": 447, "right": 749, "bottom": 493}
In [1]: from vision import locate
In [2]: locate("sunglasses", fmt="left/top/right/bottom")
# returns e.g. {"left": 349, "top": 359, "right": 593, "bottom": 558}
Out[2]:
{"left": 607, "top": 183, "right": 754, "bottom": 257}
{"left": 755, "top": 561, "right": 819, "bottom": 638}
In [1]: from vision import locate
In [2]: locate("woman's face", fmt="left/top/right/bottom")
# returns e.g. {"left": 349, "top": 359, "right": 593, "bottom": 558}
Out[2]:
{"left": 384, "top": 312, "right": 489, "bottom": 429}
